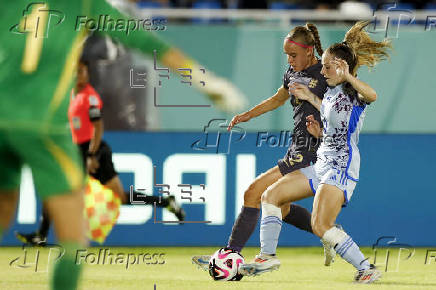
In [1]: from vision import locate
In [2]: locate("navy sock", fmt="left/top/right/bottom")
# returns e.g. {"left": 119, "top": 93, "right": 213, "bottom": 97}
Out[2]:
{"left": 227, "top": 206, "right": 260, "bottom": 252}
{"left": 282, "top": 204, "right": 313, "bottom": 233}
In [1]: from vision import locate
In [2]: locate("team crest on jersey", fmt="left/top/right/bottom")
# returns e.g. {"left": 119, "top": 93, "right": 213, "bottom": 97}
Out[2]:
{"left": 293, "top": 98, "right": 302, "bottom": 106}
{"left": 308, "top": 79, "right": 318, "bottom": 88}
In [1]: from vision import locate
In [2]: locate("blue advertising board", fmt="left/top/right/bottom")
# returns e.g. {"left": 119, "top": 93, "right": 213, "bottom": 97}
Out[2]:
{"left": 3, "top": 131, "right": 436, "bottom": 247}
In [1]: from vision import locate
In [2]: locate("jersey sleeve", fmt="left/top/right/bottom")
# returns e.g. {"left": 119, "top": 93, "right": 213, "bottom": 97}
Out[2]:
{"left": 91, "top": 0, "right": 172, "bottom": 61}
{"left": 283, "top": 68, "right": 290, "bottom": 90}
{"left": 87, "top": 90, "right": 103, "bottom": 121}
{"left": 308, "top": 71, "right": 328, "bottom": 100}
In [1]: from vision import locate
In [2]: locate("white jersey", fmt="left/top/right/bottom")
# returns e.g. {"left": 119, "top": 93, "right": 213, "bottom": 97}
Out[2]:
{"left": 316, "top": 84, "right": 367, "bottom": 181}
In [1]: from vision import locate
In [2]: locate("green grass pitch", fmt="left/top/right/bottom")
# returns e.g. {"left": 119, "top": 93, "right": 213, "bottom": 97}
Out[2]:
{"left": 1, "top": 247, "right": 436, "bottom": 289}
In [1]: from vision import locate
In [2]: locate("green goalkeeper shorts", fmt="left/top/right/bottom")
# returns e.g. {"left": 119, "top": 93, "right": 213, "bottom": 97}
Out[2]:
{"left": 0, "top": 129, "right": 84, "bottom": 200}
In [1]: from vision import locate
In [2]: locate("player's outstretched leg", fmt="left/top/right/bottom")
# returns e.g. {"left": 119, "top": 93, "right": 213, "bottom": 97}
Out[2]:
{"left": 322, "top": 226, "right": 381, "bottom": 283}
{"left": 313, "top": 184, "right": 380, "bottom": 283}
{"left": 192, "top": 167, "right": 280, "bottom": 270}
{"left": 191, "top": 203, "right": 309, "bottom": 271}
{"left": 192, "top": 205, "right": 261, "bottom": 271}
{"left": 239, "top": 202, "right": 282, "bottom": 276}
{"left": 193, "top": 203, "right": 300, "bottom": 271}
{"left": 226, "top": 167, "right": 284, "bottom": 253}
{"left": 192, "top": 167, "right": 314, "bottom": 271}
{"left": 239, "top": 171, "right": 313, "bottom": 276}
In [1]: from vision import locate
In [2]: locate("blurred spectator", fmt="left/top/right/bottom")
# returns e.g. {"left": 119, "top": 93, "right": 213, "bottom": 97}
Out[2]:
{"left": 137, "top": 0, "right": 171, "bottom": 7}
{"left": 339, "top": 1, "right": 372, "bottom": 17}
{"left": 239, "top": 0, "right": 268, "bottom": 9}
{"left": 315, "top": 3, "right": 334, "bottom": 10}
{"left": 146, "top": 0, "right": 436, "bottom": 9}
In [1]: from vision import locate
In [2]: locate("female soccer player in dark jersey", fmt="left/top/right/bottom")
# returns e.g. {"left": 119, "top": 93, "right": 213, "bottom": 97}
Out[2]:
{"left": 241, "top": 21, "right": 391, "bottom": 283}
{"left": 192, "top": 23, "right": 331, "bottom": 269}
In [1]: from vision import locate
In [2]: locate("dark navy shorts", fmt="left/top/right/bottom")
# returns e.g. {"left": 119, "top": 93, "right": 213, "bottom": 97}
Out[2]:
{"left": 277, "top": 147, "right": 317, "bottom": 176}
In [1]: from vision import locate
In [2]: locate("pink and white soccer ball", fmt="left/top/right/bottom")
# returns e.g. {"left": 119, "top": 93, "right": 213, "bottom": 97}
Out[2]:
{"left": 208, "top": 248, "right": 244, "bottom": 281}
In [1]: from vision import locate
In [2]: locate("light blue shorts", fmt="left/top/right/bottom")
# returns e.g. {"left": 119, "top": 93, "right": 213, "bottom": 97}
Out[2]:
{"left": 300, "top": 163, "right": 357, "bottom": 207}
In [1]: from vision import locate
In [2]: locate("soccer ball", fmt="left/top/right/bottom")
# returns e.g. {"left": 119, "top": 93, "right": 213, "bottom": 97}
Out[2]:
{"left": 208, "top": 248, "right": 244, "bottom": 281}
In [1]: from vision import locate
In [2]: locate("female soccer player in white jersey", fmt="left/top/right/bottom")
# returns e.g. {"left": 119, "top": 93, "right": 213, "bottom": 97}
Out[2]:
{"left": 240, "top": 21, "right": 392, "bottom": 283}
{"left": 192, "top": 23, "right": 334, "bottom": 270}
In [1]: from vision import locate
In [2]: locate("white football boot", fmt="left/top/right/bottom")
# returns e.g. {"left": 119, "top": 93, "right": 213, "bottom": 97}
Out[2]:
{"left": 322, "top": 239, "right": 336, "bottom": 266}
{"left": 322, "top": 224, "right": 343, "bottom": 266}
{"left": 354, "top": 264, "right": 381, "bottom": 283}
{"left": 238, "top": 253, "right": 280, "bottom": 276}
{"left": 191, "top": 255, "right": 211, "bottom": 271}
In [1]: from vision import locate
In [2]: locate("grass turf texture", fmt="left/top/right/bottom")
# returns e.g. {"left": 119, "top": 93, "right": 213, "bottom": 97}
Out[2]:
{"left": 1, "top": 247, "right": 436, "bottom": 289}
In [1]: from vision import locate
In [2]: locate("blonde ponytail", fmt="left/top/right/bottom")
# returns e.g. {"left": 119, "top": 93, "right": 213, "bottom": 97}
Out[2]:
{"left": 343, "top": 21, "right": 392, "bottom": 72}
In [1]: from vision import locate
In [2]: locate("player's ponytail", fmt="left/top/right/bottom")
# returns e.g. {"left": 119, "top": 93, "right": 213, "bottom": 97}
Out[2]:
{"left": 328, "top": 21, "right": 392, "bottom": 75}
{"left": 286, "top": 23, "right": 323, "bottom": 57}
{"left": 306, "top": 23, "right": 324, "bottom": 57}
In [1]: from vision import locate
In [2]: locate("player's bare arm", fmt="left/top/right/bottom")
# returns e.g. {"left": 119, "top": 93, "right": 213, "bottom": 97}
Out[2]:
{"left": 228, "top": 86, "right": 289, "bottom": 131}
{"left": 89, "top": 119, "right": 103, "bottom": 155}
{"left": 333, "top": 57, "right": 377, "bottom": 103}
{"left": 87, "top": 119, "right": 103, "bottom": 174}
{"left": 289, "top": 83, "right": 322, "bottom": 110}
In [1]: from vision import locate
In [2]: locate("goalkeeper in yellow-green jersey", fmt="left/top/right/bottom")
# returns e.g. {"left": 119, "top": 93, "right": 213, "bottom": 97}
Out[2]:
{"left": 0, "top": 1, "right": 246, "bottom": 289}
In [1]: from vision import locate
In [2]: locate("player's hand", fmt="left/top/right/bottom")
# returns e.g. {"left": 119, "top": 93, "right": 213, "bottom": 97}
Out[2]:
{"left": 86, "top": 156, "right": 99, "bottom": 174}
{"left": 306, "top": 115, "right": 322, "bottom": 138}
{"left": 227, "top": 111, "right": 251, "bottom": 131}
{"left": 289, "top": 83, "right": 311, "bottom": 101}
{"left": 332, "top": 57, "right": 351, "bottom": 82}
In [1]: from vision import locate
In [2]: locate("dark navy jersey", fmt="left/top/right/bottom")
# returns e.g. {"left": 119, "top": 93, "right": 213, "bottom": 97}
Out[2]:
{"left": 283, "top": 61, "right": 328, "bottom": 152}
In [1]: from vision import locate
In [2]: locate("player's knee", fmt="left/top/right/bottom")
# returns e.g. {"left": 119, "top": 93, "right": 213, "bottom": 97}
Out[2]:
{"left": 311, "top": 218, "right": 330, "bottom": 238}
{"left": 261, "top": 187, "right": 275, "bottom": 205}
{"left": 243, "top": 182, "right": 262, "bottom": 207}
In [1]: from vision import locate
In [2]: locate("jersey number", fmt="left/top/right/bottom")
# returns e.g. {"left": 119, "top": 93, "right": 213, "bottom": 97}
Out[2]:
{"left": 286, "top": 153, "right": 303, "bottom": 167}
{"left": 20, "top": 3, "right": 48, "bottom": 73}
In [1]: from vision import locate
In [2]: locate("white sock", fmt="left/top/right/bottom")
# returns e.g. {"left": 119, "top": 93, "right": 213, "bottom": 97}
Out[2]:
{"left": 260, "top": 202, "right": 282, "bottom": 255}
{"left": 322, "top": 227, "right": 370, "bottom": 271}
